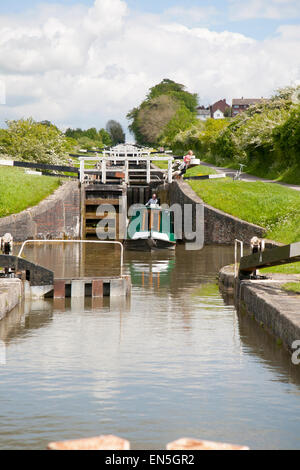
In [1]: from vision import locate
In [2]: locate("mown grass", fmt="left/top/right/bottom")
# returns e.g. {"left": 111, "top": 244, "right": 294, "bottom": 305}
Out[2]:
{"left": 184, "top": 165, "right": 217, "bottom": 177}
{"left": 0, "top": 167, "right": 61, "bottom": 218}
{"left": 261, "top": 263, "right": 300, "bottom": 274}
{"left": 154, "top": 161, "right": 217, "bottom": 177}
{"left": 188, "top": 179, "right": 300, "bottom": 244}
{"left": 282, "top": 282, "right": 300, "bottom": 293}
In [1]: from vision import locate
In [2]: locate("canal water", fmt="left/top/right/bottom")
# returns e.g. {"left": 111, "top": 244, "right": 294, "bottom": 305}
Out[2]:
{"left": 0, "top": 244, "right": 299, "bottom": 450}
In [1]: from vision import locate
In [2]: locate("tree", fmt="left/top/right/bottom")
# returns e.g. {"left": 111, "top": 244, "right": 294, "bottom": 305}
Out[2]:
{"left": 224, "top": 107, "right": 232, "bottom": 118}
{"left": 127, "top": 79, "right": 198, "bottom": 145}
{"left": 65, "top": 128, "right": 84, "bottom": 139}
{"left": 0, "top": 118, "right": 73, "bottom": 164}
{"left": 161, "top": 106, "right": 197, "bottom": 146}
{"left": 106, "top": 120, "right": 125, "bottom": 145}
{"left": 85, "top": 127, "right": 99, "bottom": 141}
{"left": 147, "top": 79, "right": 186, "bottom": 100}
{"left": 77, "top": 136, "right": 98, "bottom": 151}
{"left": 99, "top": 128, "right": 112, "bottom": 147}
{"left": 137, "top": 95, "right": 179, "bottom": 145}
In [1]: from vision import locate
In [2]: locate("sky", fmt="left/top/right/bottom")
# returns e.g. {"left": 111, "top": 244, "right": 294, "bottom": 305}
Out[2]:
{"left": 0, "top": 0, "right": 300, "bottom": 134}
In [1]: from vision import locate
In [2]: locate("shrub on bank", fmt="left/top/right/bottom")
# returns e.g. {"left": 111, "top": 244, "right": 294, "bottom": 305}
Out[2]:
{"left": 170, "top": 86, "right": 300, "bottom": 183}
{"left": 0, "top": 118, "right": 73, "bottom": 165}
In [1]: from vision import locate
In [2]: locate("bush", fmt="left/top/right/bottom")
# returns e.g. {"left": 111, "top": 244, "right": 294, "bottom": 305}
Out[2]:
{"left": 0, "top": 118, "right": 73, "bottom": 164}
{"left": 273, "top": 104, "right": 300, "bottom": 167}
{"left": 182, "top": 86, "right": 300, "bottom": 176}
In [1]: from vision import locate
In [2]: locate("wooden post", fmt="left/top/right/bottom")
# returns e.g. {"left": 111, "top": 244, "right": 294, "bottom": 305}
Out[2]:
{"left": 54, "top": 280, "right": 66, "bottom": 299}
{"left": 92, "top": 280, "right": 103, "bottom": 298}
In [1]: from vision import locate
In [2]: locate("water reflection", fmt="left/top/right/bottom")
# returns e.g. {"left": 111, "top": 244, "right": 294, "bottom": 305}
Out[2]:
{"left": 219, "top": 289, "right": 300, "bottom": 388}
{"left": 0, "top": 244, "right": 299, "bottom": 450}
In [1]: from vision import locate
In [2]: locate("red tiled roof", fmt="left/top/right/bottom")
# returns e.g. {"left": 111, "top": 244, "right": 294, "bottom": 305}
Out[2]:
{"left": 232, "top": 98, "right": 266, "bottom": 106}
{"left": 210, "top": 99, "right": 230, "bottom": 114}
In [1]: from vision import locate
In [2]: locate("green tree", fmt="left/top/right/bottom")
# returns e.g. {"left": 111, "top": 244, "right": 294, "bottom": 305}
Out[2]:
{"left": 99, "top": 128, "right": 112, "bottom": 147}
{"left": 273, "top": 104, "right": 300, "bottom": 166}
{"left": 77, "top": 136, "right": 99, "bottom": 151}
{"left": 106, "top": 120, "right": 125, "bottom": 145}
{"left": 127, "top": 78, "right": 198, "bottom": 145}
{"left": 161, "top": 106, "right": 197, "bottom": 146}
{"left": 136, "top": 95, "right": 179, "bottom": 145}
{"left": 85, "top": 127, "right": 99, "bottom": 141}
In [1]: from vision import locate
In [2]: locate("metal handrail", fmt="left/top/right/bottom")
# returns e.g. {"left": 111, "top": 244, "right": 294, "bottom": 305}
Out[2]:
{"left": 18, "top": 240, "right": 124, "bottom": 277}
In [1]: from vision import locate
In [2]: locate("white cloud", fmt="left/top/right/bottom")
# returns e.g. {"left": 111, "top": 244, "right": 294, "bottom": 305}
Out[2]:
{"left": 276, "top": 24, "right": 300, "bottom": 39}
{"left": 229, "top": 0, "right": 300, "bottom": 20}
{"left": 0, "top": 79, "right": 5, "bottom": 105}
{"left": 83, "top": 0, "right": 128, "bottom": 36}
{"left": 0, "top": 0, "right": 300, "bottom": 133}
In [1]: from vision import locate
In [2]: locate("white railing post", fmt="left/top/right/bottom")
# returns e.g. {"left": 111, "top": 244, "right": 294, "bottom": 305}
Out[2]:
{"left": 125, "top": 159, "right": 129, "bottom": 184}
{"left": 168, "top": 158, "right": 173, "bottom": 183}
{"left": 146, "top": 159, "right": 151, "bottom": 184}
{"left": 101, "top": 159, "right": 107, "bottom": 184}
{"left": 80, "top": 159, "right": 85, "bottom": 184}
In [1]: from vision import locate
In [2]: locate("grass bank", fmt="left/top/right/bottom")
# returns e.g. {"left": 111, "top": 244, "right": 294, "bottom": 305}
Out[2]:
{"left": 261, "top": 263, "right": 300, "bottom": 274}
{"left": 188, "top": 179, "right": 300, "bottom": 245}
{"left": 0, "top": 167, "right": 61, "bottom": 218}
{"left": 282, "top": 282, "right": 300, "bottom": 294}
{"left": 154, "top": 161, "right": 217, "bottom": 177}
{"left": 246, "top": 162, "right": 300, "bottom": 185}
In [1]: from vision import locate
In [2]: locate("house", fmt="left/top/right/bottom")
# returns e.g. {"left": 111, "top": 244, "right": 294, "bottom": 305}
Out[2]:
{"left": 232, "top": 98, "right": 266, "bottom": 117}
{"left": 210, "top": 99, "right": 230, "bottom": 119}
{"left": 196, "top": 107, "right": 211, "bottom": 121}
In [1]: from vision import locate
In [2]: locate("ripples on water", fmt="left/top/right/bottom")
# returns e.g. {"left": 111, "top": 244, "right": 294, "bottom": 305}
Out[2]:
{"left": 0, "top": 244, "right": 299, "bottom": 450}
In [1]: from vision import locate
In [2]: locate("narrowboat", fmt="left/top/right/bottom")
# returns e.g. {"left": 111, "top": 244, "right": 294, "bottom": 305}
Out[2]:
{"left": 125, "top": 205, "right": 176, "bottom": 251}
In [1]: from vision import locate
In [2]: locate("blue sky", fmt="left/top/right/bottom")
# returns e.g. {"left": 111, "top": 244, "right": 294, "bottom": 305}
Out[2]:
{"left": 1, "top": 0, "right": 300, "bottom": 40}
{"left": 0, "top": 0, "right": 299, "bottom": 131}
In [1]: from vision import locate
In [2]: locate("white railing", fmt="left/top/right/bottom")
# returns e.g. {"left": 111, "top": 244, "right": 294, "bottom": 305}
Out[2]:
{"left": 79, "top": 155, "right": 174, "bottom": 185}
{"left": 18, "top": 240, "right": 124, "bottom": 277}
{"left": 234, "top": 239, "right": 244, "bottom": 278}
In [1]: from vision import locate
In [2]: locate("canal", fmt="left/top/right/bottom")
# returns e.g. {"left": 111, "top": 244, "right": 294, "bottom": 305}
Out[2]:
{"left": 0, "top": 244, "right": 299, "bottom": 450}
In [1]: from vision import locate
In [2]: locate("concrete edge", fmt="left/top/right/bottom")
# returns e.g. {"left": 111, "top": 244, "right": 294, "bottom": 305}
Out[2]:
{"left": 0, "top": 279, "right": 23, "bottom": 321}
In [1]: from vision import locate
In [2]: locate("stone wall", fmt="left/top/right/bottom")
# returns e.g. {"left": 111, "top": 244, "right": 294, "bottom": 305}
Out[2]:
{"left": 0, "top": 181, "right": 80, "bottom": 241}
{"left": 0, "top": 279, "right": 23, "bottom": 321}
{"left": 160, "top": 180, "right": 266, "bottom": 245}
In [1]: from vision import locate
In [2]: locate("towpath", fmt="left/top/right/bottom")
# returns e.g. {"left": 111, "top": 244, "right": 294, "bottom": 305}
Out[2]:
{"left": 203, "top": 163, "right": 300, "bottom": 192}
